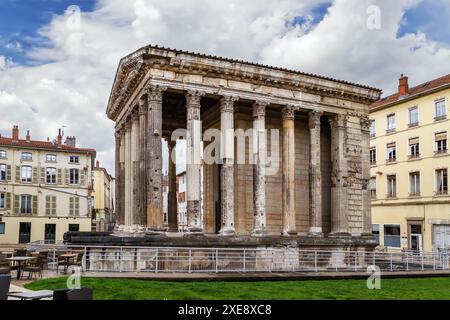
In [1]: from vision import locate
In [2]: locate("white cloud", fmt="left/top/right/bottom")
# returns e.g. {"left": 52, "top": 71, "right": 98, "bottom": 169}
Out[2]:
{"left": 0, "top": 0, "right": 449, "bottom": 175}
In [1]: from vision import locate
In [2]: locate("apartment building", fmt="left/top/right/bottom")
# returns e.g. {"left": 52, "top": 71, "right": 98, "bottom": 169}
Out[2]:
{"left": 92, "top": 160, "right": 114, "bottom": 232}
{"left": 0, "top": 126, "right": 96, "bottom": 244}
{"left": 370, "top": 74, "right": 450, "bottom": 252}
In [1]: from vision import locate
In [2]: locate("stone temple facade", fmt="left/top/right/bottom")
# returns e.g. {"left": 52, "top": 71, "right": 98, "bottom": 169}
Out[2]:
{"left": 106, "top": 45, "right": 381, "bottom": 240}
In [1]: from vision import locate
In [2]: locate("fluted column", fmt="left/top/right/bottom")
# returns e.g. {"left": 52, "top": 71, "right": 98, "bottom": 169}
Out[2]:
{"left": 119, "top": 129, "right": 125, "bottom": 226}
{"left": 130, "top": 111, "right": 140, "bottom": 227}
{"left": 168, "top": 140, "right": 178, "bottom": 232}
{"left": 124, "top": 120, "right": 132, "bottom": 227}
{"left": 360, "top": 115, "right": 372, "bottom": 236}
{"left": 219, "top": 95, "right": 238, "bottom": 236}
{"left": 186, "top": 90, "right": 204, "bottom": 233}
{"left": 138, "top": 99, "right": 147, "bottom": 227}
{"left": 251, "top": 101, "right": 267, "bottom": 236}
{"left": 146, "top": 85, "right": 165, "bottom": 230}
{"left": 282, "top": 106, "right": 296, "bottom": 236}
{"left": 329, "top": 114, "right": 350, "bottom": 236}
{"left": 114, "top": 129, "right": 123, "bottom": 225}
{"left": 309, "top": 110, "right": 323, "bottom": 235}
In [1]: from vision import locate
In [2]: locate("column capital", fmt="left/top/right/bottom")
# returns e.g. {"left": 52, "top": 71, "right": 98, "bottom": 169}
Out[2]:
{"left": 220, "top": 95, "right": 238, "bottom": 113}
{"left": 329, "top": 113, "right": 348, "bottom": 128}
{"left": 186, "top": 90, "right": 205, "bottom": 107}
{"left": 124, "top": 119, "right": 132, "bottom": 129}
{"left": 253, "top": 101, "right": 268, "bottom": 118}
{"left": 308, "top": 110, "right": 323, "bottom": 129}
{"left": 281, "top": 105, "right": 295, "bottom": 120}
{"left": 131, "top": 110, "right": 140, "bottom": 122}
{"left": 147, "top": 85, "right": 166, "bottom": 102}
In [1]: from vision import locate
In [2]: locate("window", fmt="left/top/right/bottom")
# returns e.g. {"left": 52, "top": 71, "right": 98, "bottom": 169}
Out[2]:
{"left": 21, "top": 166, "right": 32, "bottom": 183}
{"left": 409, "top": 172, "right": 421, "bottom": 196}
{"left": 409, "top": 107, "right": 419, "bottom": 127}
{"left": 70, "top": 168, "right": 79, "bottom": 185}
{"left": 45, "top": 195, "right": 57, "bottom": 216}
{"left": 384, "top": 225, "right": 401, "bottom": 248}
{"left": 0, "top": 192, "right": 5, "bottom": 209}
{"left": 46, "top": 154, "right": 57, "bottom": 162}
{"left": 370, "top": 148, "right": 376, "bottom": 165}
{"left": 387, "top": 175, "right": 396, "bottom": 198}
{"left": 372, "top": 224, "right": 380, "bottom": 244}
{"left": 69, "top": 224, "right": 79, "bottom": 232}
{"left": 409, "top": 137, "right": 420, "bottom": 158}
{"left": 436, "top": 169, "right": 448, "bottom": 195}
{"left": 387, "top": 114, "right": 396, "bottom": 133}
{"left": 46, "top": 167, "right": 56, "bottom": 184}
{"left": 370, "top": 120, "right": 376, "bottom": 137}
{"left": 0, "top": 150, "right": 6, "bottom": 159}
{"left": 387, "top": 143, "right": 396, "bottom": 162}
{"left": 69, "top": 156, "right": 79, "bottom": 164}
{"left": 435, "top": 132, "right": 447, "bottom": 154}
{"left": 69, "top": 197, "right": 80, "bottom": 216}
{"left": 20, "top": 194, "right": 32, "bottom": 214}
{"left": 435, "top": 99, "right": 447, "bottom": 121}
{"left": 0, "top": 164, "right": 6, "bottom": 181}
{"left": 21, "top": 152, "right": 32, "bottom": 161}
{"left": 0, "top": 223, "right": 4, "bottom": 234}
{"left": 370, "top": 177, "right": 376, "bottom": 199}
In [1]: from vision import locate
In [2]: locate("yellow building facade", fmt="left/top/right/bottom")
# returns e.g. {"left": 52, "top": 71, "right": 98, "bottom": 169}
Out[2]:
{"left": 370, "top": 74, "right": 450, "bottom": 252}
{"left": 91, "top": 161, "right": 114, "bottom": 232}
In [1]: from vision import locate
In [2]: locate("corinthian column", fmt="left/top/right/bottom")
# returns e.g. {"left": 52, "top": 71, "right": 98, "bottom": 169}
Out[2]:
{"left": 309, "top": 110, "right": 323, "bottom": 236}
{"left": 186, "top": 90, "right": 204, "bottom": 233}
{"left": 251, "top": 101, "right": 268, "bottom": 236}
{"left": 138, "top": 99, "right": 147, "bottom": 227}
{"left": 146, "top": 85, "right": 165, "bottom": 230}
{"left": 360, "top": 115, "right": 372, "bottom": 236}
{"left": 114, "top": 129, "right": 123, "bottom": 226}
{"left": 168, "top": 140, "right": 178, "bottom": 232}
{"left": 124, "top": 119, "right": 132, "bottom": 227}
{"left": 282, "top": 106, "right": 296, "bottom": 236}
{"left": 329, "top": 114, "right": 350, "bottom": 236}
{"left": 219, "top": 95, "right": 238, "bottom": 236}
{"left": 130, "top": 111, "right": 140, "bottom": 227}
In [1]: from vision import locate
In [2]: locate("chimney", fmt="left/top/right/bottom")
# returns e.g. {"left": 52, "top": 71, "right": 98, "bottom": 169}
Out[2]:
{"left": 96, "top": 160, "right": 100, "bottom": 169}
{"left": 64, "top": 136, "right": 76, "bottom": 147}
{"left": 26, "top": 130, "right": 30, "bottom": 142}
{"left": 57, "top": 129, "right": 62, "bottom": 145}
{"left": 398, "top": 74, "right": 409, "bottom": 97}
{"left": 12, "top": 125, "right": 19, "bottom": 142}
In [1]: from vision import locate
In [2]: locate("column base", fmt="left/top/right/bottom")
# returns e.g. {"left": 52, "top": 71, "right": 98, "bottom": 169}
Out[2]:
{"left": 219, "top": 227, "right": 236, "bottom": 236}
{"left": 282, "top": 230, "right": 298, "bottom": 237}
{"left": 328, "top": 232, "right": 352, "bottom": 238}
{"left": 251, "top": 228, "right": 265, "bottom": 237}
{"left": 308, "top": 227, "right": 323, "bottom": 237}
{"left": 187, "top": 226, "right": 203, "bottom": 234}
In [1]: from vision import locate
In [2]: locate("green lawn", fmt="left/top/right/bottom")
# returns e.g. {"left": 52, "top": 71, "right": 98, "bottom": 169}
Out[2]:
{"left": 25, "top": 277, "right": 450, "bottom": 300}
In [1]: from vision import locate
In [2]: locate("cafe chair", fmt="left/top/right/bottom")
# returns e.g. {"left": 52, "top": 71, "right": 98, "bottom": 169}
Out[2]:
{"left": 0, "top": 274, "right": 11, "bottom": 301}
{"left": 53, "top": 287, "right": 93, "bottom": 300}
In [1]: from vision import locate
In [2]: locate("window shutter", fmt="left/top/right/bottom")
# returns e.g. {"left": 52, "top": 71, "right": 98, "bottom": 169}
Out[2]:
{"left": 65, "top": 169, "right": 69, "bottom": 185}
{"left": 14, "top": 195, "right": 20, "bottom": 214}
{"left": 75, "top": 198, "right": 80, "bottom": 216}
{"left": 32, "top": 195, "right": 38, "bottom": 216}
{"left": 69, "top": 197, "right": 74, "bottom": 216}
{"left": 15, "top": 166, "right": 21, "bottom": 182}
{"left": 45, "top": 195, "right": 50, "bottom": 215}
{"left": 6, "top": 165, "right": 11, "bottom": 181}
{"left": 40, "top": 167, "right": 46, "bottom": 184}
{"left": 6, "top": 192, "right": 11, "bottom": 210}
{"left": 57, "top": 169, "right": 62, "bottom": 185}
{"left": 80, "top": 171, "right": 85, "bottom": 186}
{"left": 52, "top": 196, "right": 57, "bottom": 215}
{"left": 32, "top": 167, "right": 38, "bottom": 184}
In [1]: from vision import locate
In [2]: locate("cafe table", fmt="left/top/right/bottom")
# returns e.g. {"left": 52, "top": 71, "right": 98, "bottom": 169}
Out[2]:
{"left": 5, "top": 256, "right": 36, "bottom": 280}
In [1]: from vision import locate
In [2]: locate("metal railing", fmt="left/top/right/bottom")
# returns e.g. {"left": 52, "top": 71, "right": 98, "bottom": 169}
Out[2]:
{"left": 28, "top": 242, "right": 450, "bottom": 274}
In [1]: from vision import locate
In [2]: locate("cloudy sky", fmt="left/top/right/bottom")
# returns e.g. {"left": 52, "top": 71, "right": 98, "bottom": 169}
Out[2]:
{"left": 0, "top": 0, "right": 449, "bottom": 175}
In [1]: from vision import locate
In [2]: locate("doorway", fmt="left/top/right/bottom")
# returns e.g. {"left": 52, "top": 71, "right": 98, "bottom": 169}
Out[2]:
{"left": 44, "top": 224, "right": 56, "bottom": 244}
{"left": 18, "top": 222, "right": 31, "bottom": 244}
{"left": 409, "top": 224, "right": 423, "bottom": 252}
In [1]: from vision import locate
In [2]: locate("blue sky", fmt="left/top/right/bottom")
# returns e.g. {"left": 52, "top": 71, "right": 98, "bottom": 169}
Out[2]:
{"left": 0, "top": 0, "right": 95, "bottom": 65}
